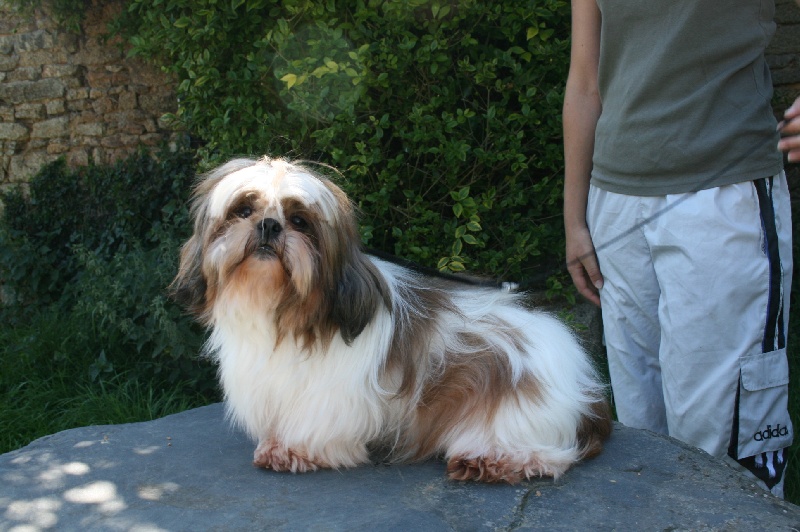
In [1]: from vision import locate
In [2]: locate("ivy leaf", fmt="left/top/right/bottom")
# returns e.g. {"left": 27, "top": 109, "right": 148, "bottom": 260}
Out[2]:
{"left": 281, "top": 73, "right": 298, "bottom": 89}
{"left": 449, "top": 261, "right": 465, "bottom": 272}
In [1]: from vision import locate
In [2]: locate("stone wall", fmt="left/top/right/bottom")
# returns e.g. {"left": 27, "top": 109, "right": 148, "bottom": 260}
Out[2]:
{"left": 0, "top": 0, "right": 176, "bottom": 198}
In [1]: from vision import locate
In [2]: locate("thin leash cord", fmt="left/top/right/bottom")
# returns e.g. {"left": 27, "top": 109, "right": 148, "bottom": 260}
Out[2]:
{"left": 568, "top": 141, "right": 768, "bottom": 271}
{"left": 368, "top": 140, "right": 775, "bottom": 291}
{"left": 365, "top": 247, "right": 518, "bottom": 292}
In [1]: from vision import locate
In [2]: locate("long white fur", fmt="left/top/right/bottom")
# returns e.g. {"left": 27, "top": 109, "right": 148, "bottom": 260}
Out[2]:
{"left": 208, "top": 255, "right": 604, "bottom": 475}
{"left": 181, "top": 158, "right": 609, "bottom": 480}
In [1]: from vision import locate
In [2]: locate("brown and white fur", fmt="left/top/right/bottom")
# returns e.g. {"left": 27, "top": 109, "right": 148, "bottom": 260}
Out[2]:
{"left": 171, "top": 156, "right": 612, "bottom": 483}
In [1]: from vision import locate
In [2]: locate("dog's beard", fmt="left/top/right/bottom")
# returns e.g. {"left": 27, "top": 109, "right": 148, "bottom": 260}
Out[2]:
{"left": 204, "top": 219, "right": 316, "bottom": 310}
{"left": 206, "top": 226, "right": 284, "bottom": 316}
{"left": 206, "top": 216, "right": 353, "bottom": 349}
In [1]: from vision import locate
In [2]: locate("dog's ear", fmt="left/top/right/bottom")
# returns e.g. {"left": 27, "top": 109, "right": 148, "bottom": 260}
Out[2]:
{"left": 315, "top": 179, "right": 392, "bottom": 344}
{"left": 331, "top": 248, "right": 391, "bottom": 345}
{"left": 168, "top": 165, "right": 229, "bottom": 321}
{"left": 169, "top": 234, "right": 208, "bottom": 319}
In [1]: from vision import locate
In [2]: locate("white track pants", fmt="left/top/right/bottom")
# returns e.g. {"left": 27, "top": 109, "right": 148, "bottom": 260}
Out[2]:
{"left": 587, "top": 173, "right": 793, "bottom": 495}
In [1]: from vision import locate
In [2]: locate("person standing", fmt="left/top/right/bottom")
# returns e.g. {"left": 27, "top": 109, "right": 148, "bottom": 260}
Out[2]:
{"left": 563, "top": 0, "right": 794, "bottom": 497}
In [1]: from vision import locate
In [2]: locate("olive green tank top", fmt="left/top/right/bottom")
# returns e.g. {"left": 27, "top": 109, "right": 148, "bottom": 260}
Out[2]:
{"left": 591, "top": 0, "right": 783, "bottom": 195}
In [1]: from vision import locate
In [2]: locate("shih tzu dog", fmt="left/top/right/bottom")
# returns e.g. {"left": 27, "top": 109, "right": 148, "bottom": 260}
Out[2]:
{"left": 171, "top": 156, "right": 612, "bottom": 483}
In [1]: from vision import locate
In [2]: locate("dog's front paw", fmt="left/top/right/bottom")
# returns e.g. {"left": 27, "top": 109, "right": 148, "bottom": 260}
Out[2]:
{"left": 253, "top": 439, "right": 321, "bottom": 473}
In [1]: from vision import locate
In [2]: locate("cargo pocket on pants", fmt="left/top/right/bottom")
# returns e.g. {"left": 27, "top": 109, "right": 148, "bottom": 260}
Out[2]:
{"left": 734, "top": 348, "right": 793, "bottom": 459}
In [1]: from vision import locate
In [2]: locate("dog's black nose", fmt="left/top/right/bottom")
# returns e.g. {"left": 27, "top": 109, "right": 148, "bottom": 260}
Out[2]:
{"left": 258, "top": 218, "right": 282, "bottom": 243}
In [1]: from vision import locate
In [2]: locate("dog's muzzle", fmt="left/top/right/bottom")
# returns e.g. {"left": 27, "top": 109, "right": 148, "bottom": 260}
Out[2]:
{"left": 255, "top": 218, "right": 282, "bottom": 257}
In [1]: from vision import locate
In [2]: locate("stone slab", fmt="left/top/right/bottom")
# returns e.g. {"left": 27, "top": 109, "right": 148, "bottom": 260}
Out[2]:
{"left": 2, "top": 403, "right": 800, "bottom": 531}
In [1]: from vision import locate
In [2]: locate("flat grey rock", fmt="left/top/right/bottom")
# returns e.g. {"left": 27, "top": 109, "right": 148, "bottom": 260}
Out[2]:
{"left": 2, "top": 403, "right": 799, "bottom": 531}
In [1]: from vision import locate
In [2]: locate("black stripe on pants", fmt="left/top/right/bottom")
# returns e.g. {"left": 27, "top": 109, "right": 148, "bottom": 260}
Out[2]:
{"left": 727, "top": 176, "right": 787, "bottom": 490}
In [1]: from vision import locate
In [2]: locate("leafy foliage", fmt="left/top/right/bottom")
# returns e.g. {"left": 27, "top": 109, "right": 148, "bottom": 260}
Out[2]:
{"left": 1, "top": 149, "right": 193, "bottom": 304}
{"left": 0, "top": 147, "right": 216, "bottom": 392}
{"left": 114, "top": 0, "right": 571, "bottom": 284}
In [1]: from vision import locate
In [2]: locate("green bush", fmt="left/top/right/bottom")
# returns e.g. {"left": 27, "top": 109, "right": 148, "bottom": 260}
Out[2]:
{"left": 0, "top": 147, "right": 216, "bottom": 393}
{"left": 2, "top": 149, "right": 193, "bottom": 304}
{"left": 115, "top": 0, "right": 570, "bottom": 284}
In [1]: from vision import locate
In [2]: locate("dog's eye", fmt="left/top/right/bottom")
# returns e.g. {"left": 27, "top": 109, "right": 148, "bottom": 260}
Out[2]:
{"left": 289, "top": 215, "right": 309, "bottom": 230}
{"left": 233, "top": 205, "right": 253, "bottom": 219}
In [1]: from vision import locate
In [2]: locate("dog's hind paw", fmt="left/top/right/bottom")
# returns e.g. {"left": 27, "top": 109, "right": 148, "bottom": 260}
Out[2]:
{"left": 447, "top": 456, "right": 524, "bottom": 484}
{"left": 446, "top": 454, "right": 569, "bottom": 484}
{"left": 253, "top": 439, "right": 321, "bottom": 473}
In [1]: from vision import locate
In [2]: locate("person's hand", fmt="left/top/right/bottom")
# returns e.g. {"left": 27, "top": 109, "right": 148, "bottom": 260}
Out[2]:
{"left": 565, "top": 224, "right": 603, "bottom": 307}
{"left": 778, "top": 96, "right": 800, "bottom": 163}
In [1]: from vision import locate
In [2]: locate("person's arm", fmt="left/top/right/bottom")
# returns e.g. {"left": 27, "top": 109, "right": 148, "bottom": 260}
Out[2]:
{"left": 563, "top": 0, "right": 603, "bottom": 306}
{"left": 778, "top": 97, "right": 800, "bottom": 162}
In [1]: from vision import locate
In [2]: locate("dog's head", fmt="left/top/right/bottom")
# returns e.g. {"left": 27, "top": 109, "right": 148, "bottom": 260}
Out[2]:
{"left": 171, "top": 157, "right": 389, "bottom": 349}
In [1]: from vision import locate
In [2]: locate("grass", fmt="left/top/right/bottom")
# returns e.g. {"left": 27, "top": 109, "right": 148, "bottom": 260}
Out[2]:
{"left": 0, "top": 309, "right": 214, "bottom": 455}
{"left": 1, "top": 374, "right": 207, "bottom": 453}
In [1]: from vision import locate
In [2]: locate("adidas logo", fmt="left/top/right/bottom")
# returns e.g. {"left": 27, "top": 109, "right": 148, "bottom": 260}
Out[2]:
{"left": 753, "top": 424, "right": 789, "bottom": 442}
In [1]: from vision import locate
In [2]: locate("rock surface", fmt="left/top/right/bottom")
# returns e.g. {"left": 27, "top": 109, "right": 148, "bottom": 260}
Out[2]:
{"left": 2, "top": 403, "right": 800, "bottom": 531}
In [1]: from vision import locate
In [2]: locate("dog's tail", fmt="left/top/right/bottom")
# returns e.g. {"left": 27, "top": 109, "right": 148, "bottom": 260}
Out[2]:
{"left": 576, "top": 397, "right": 613, "bottom": 460}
